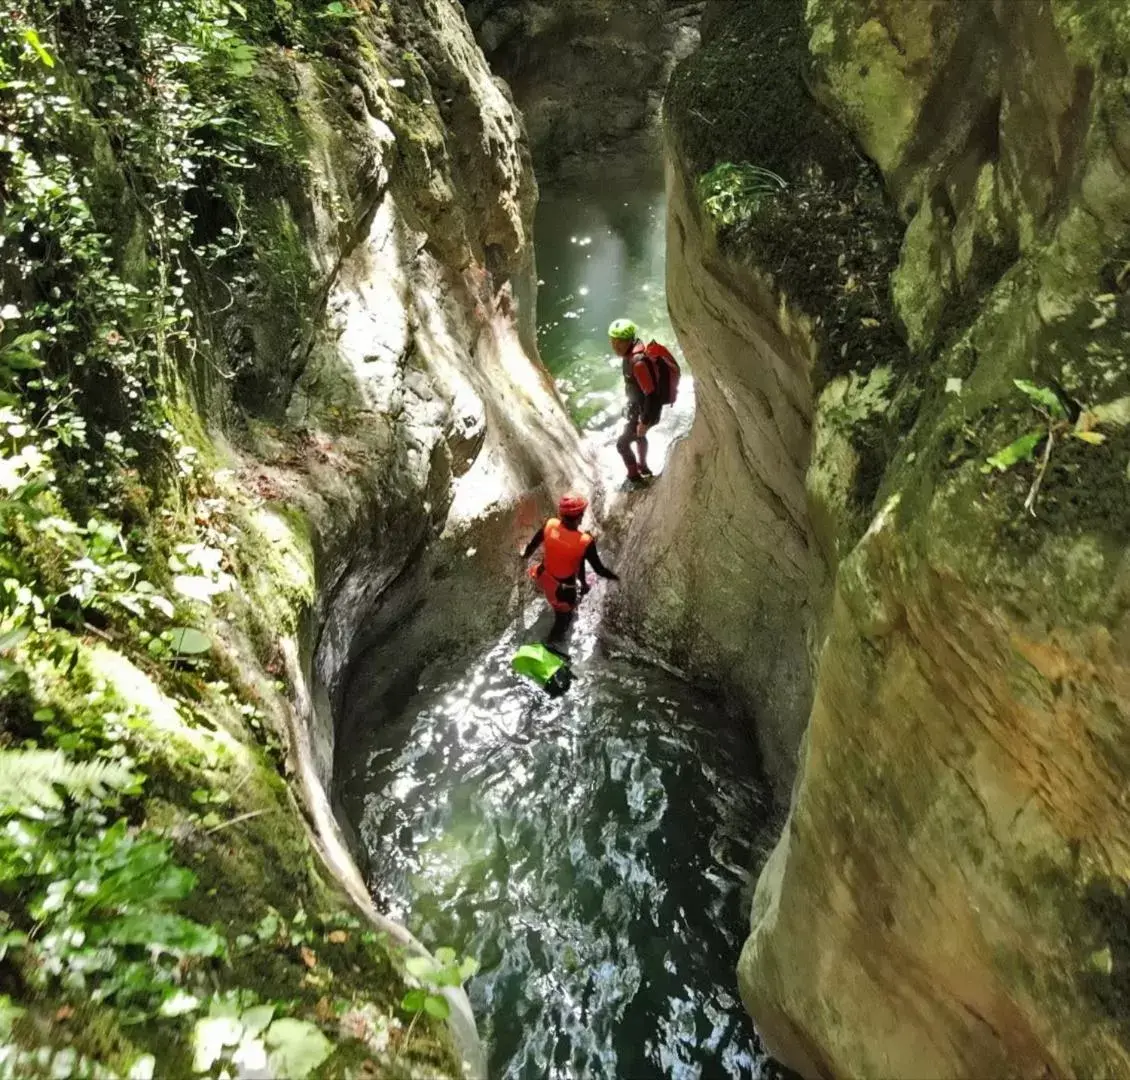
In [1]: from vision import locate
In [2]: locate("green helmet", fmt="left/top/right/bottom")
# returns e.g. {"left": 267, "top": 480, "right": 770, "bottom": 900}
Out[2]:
{"left": 608, "top": 318, "right": 638, "bottom": 341}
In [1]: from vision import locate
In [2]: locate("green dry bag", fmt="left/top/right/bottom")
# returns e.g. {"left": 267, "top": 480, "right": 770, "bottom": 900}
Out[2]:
{"left": 511, "top": 644, "right": 573, "bottom": 696}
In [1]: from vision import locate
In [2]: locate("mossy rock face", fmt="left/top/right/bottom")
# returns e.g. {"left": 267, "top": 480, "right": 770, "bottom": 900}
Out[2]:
{"left": 807, "top": 367, "right": 895, "bottom": 565}
{"left": 1, "top": 637, "right": 461, "bottom": 1080}
{"left": 0, "top": 0, "right": 586, "bottom": 1075}
{"left": 652, "top": 0, "right": 1130, "bottom": 1074}
{"left": 890, "top": 198, "right": 955, "bottom": 352}
{"left": 803, "top": 0, "right": 975, "bottom": 183}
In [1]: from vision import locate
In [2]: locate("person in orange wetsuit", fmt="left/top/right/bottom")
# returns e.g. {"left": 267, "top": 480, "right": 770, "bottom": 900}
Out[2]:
{"left": 522, "top": 492, "right": 619, "bottom": 652}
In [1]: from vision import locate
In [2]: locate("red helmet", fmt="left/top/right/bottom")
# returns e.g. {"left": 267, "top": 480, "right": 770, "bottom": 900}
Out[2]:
{"left": 558, "top": 492, "right": 588, "bottom": 519}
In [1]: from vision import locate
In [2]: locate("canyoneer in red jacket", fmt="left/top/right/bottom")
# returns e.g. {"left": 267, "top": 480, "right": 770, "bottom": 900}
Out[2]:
{"left": 522, "top": 492, "right": 619, "bottom": 652}
{"left": 608, "top": 318, "right": 680, "bottom": 484}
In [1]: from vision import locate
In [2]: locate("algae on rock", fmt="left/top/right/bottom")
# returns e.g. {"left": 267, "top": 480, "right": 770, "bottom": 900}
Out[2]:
{"left": 0, "top": 0, "right": 583, "bottom": 1075}
{"left": 635, "top": 0, "right": 1130, "bottom": 1074}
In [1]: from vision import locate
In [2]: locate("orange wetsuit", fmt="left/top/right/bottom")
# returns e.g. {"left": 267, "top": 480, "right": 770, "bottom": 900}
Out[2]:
{"left": 523, "top": 518, "right": 619, "bottom": 645}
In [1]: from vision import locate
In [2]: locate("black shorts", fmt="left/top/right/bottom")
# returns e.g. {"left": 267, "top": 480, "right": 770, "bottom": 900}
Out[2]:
{"left": 628, "top": 397, "right": 662, "bottom": 427}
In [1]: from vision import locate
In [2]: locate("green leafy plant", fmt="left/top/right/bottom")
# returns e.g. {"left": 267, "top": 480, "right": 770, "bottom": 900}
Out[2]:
{"left": 0, "top": 1040, "right": 149, "bottom": 1080}
{"left": 1, "top": 814, "right": 227, "bottom": 1009}
{"left": 394, "top": 946, "right": 477, "bottom": 1063}
{"left": 400, "top": 947, "right": 478, "bottom": 1022}
{"left": 698, "top": 162, "right": 787, "bottom": 228}
{"left": 20, "top": 28, "right": 54, "bottom": 67}
{"left": 321, "top": 1, "right": 356, "bottom": 18}
{"left": 983, "top": 379, "right": 1107, "bottom": 515}
{"left": 0, "top": 740, "right": 226, "bottom": 1026}
{"left": 191, "top": 998, "right": 332, "bottom": 1079}
{"left": 0, "top": 3, "right": 263, "bottom": 665}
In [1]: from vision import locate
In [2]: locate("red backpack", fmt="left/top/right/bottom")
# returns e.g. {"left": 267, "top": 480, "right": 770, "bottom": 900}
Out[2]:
{"left": 643, "top": 341, "right": 681, "bottom": 405}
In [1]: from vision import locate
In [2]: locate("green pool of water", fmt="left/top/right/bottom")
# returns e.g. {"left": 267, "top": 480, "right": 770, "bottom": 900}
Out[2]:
{"left": 535, "top": 178, "right": 684, "bottom": 436}
{"left": 338, "top": 627, "right": 783, "bottom": 1079}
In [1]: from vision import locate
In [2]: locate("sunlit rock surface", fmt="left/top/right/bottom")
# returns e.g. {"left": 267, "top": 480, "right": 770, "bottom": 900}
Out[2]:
{"left": 638, "top": 0, "right": 1130, "bottom": 1074}
{"left": 222, "top": 0, "right": 585, "bottom": 782}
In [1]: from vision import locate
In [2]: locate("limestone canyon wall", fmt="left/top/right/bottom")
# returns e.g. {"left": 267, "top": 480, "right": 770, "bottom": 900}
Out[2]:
{"left": 194, "top": 0, "right": 584, "bottom": 890}
{"left": 463, "top": 0, "right": 703, "bottom": 178}
{"left": 234, "top": 0, "right": 590, "bottom": 1067}
{"left": 1, "top": 0, "right": 584, "bottom": 1070}
{"left": 647, "top": 1, "right": 1130, "bottom": 1075}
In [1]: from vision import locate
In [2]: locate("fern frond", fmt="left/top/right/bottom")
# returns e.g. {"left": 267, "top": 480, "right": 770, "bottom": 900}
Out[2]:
{"left": 0, "top": 749, "right": 137, "bottom": 811}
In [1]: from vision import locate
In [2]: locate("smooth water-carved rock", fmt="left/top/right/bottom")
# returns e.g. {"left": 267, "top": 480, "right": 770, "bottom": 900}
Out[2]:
{"left": 652, "top": 0, "right": 1130, "bottom": 1074}
{"left": 605, "top": 140, "right": 824, "bottom": 787}
{"left": 609, "top": 0, "right": 903, "bottom": 790}
{"left": 244, "top": 4, "right": 588, "bottom": 1071}
{"left": 207, "top": 0, "right": 586, "bottom": 806}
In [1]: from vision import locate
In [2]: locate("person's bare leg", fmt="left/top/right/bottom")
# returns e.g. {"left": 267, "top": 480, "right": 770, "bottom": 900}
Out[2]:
{"left": 635, "top": 434, "right": 650, "bottom": 475}
{"left": 616, "top": 416, "right": 640, "bottom": 477}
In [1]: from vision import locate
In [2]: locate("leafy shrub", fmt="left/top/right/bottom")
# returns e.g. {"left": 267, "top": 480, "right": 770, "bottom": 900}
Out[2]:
{"left": 983, "top": 379, "right": 1110, "bottom": 515}
{"left": 697, "top": 162, "right": 787, "bottom": 229}
{"left": 400, "top": 947, "right": 479, "bottom": 1021}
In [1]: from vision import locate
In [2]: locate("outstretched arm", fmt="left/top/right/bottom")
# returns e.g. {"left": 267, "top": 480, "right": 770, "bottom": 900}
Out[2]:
{"left": 522, "top": 526, "right": 545, "bottom": 560}
{"left": 584, "top": 540, "right": 619, "bottom": 581}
